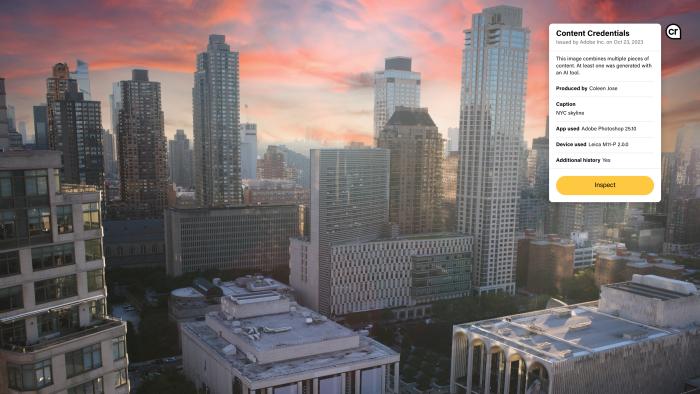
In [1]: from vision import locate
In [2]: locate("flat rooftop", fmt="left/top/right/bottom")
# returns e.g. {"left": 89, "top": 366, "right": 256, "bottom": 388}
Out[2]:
{"left": 456, "top": 303, "right": 673, "bottom": 363}
{"left": 207, "top": 307, "right": 352, "bottom": 352}
{"left": 184, "top": 317, "right": 397, "bottom": 383}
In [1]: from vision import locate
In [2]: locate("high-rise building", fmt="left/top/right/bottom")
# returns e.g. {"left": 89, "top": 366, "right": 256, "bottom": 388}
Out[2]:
{"left": 557, "top": 203, "right": 605, "bottom": 241}
{"left": 256, "top": 145, "right": 286, "bottom": 179}
{"left": 0, "top": 78, "right": 10, "bottom": 150}
{"left": 665, "top": 125, "right": 700, "bottom": 255}
{"left": 242, "top": 179, "right": 308, "bottom": 205}
{"left": 164, "top": 205, "right": 302, "bottom": 276}
{"left": 377, "top": 107, "right": 443, "bottom": 234}
{"left": 442, "top": 151, "right": 460, "bottom": 232}
{"left": 450, "top": 275, "right": 700, "bottom": 394}
{"left": 447, "top": 127, "right": 460, "bottom": 153}
{"left": 239, "top": 122, "right": 257, "bottom": 180}
{"left": 17, "top": 121, "right": 27, "bottom": 143}
{"left": 373, "top": 56, "right": 421, "bottom": 140}
{"left": 193, "top": 34, "right": 242, "bottom": 207}
{"left": 456, "top": 6, "right": 530, "bottom": 294}
{"left": 116, "top": 69, "right": 168, "bottom": 218}
{"left": 0, "top": 150, "right": 129, "bottom": 394}
{"left": 108, "top": 82, "right": 121, "bottom": 137}
{"left": 168, "top": 129, "right": 193, "bottom": 189}
{"left": 102, "top": 129, "right": 118, "bottom": 180}
{"left": 181, "top": 283, "right": 399, "bottom": 394}
{"left": 69, "top": 59, "right": 91, "bottom": 100}
{"left": 295, "top": 149, "right": 390, "bottom": 315}
{"left": 45, "top": 64, "right": 104, "bottom": 187}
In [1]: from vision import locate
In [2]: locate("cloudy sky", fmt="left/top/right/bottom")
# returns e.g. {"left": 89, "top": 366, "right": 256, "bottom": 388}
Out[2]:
{"left": 2, "top": 0, "right": 699, "bottom": 153}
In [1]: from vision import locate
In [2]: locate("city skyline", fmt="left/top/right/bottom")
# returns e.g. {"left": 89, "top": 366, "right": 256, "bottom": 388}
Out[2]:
{"left": 1, "top": 0, "right": 698, "bottom": 152}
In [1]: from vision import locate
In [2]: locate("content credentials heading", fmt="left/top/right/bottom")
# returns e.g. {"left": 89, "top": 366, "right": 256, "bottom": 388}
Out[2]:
{"left": 556, "top": 29, "right": 630, "bottom": 37}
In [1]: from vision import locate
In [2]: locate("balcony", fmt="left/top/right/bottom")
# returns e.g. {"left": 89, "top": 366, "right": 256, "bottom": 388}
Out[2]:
{"left": 2, "top": 317, "right": 124, "bottom": 353}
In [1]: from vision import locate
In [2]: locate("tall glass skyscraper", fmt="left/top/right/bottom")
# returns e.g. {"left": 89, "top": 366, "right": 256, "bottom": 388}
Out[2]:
{"left": 456, "top": 6, "right": 530, "bottom": 294}
{"left": 373, "top": 57, "right": 421, "bottom": 141}
{"left": 193, "top": 34, "right": 242, "bottom": 206}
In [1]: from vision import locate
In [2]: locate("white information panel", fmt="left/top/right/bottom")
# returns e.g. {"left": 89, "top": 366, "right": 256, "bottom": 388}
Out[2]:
{"left": 549, "top": 24, "right": 661, "bottom": 202}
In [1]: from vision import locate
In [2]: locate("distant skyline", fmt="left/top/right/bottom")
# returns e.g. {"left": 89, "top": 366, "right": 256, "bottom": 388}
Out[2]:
{"left": 1, "top": 0, "right": 699, "bottom": 152}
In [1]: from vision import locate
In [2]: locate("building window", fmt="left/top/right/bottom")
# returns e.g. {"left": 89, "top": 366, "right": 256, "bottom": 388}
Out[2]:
{"left": 24, "top": 170, "right": 48, "bottom": 196}
{"left": 112, "top": 336, "right": 127, "bottom": 361}
{"left": 0, "top": 319, "right": 26, "bottom": 347}
{"left": 65, "top": 343, "right": 102, "bottom": 378}
{"left": 89, "top": 299, "right": 106, "bottom": 321}
{"left": 85, "top": 239, "right": 103, "bottom": 261}
{"left": 7, "top": 359, "right": 53, "bottom": 390}
{"left": 115, "top": 368, "right": 128, "bottom": 387}
{"left": 68, "top": 376, "right": 103, "bottom": 394}
{"left": 27, "top": 207, "right": 51, "bottom": 237}
{"left": 32, "top": 243, "right": 75, "bottom": 271}
{"left": 34, "top": 275, "right": 77, "bottom": 304}
{"left": 57, "top": 205, "right": 73, "bottom": 234}
{"left": 0, "top": 285, "right": 23, "bottom": 312}
{"left": 0, "top": 210, "right": 17, "bottom": 240}
{"left": 87, "top": 269, "right": 104, "bottom": 292}
{"left": 0, "top": 172, "right": 12, "bottom": 198}
{"left": 82, "top": 203, "right": 100, "bottom": 231}
{"left": 0, "top": 251, "right": 20, "bottom": 277}
{"left": 38, "top": 306, "right": 79, "bottom": 337}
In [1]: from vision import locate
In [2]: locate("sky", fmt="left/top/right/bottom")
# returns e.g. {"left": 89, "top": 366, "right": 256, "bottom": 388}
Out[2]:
{"left": 1, "top": 0, "right": 699, "bottom": 153}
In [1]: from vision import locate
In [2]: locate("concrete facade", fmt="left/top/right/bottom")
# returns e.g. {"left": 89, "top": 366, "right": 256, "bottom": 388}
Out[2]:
{"left": 450, "top": 275, "right": 700, "bottom": 394}
{"left": 181, "top": 286, "right": 399, "bottom": 393}
{"left": 0, "top": 150, "right": 128, "bottom": 394}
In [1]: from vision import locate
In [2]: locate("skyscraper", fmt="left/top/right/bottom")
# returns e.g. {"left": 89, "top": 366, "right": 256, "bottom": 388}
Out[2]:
{"left": 116, "top": 69, "right": 168, "bottom": 218}
{"left": 239, "top": 122, "right": 257, "bottom": 180}
{"left": 109, "top": 82, "right": 122, "bottom": 135}
{"left": 46, "top": 63, "right": 77, "bottom": 149}
{"left": 373, "top": 56, "right": 421, "bottom": 140}
{"left": 665, "top": 125, "right": 700, "bottom": 255}
{"left": 69, "top": 59, "right": 91, "bottom": 100}
{"left": 168, "top": 129, "right": 193, "bottom": 189}
{"left": 298, "top": 148, "right": 390, "bottom": 315}
{"left": 45, "top": 64, "right": 104, "bottom": 187}
{"left": 456, "top": 6, "right": 530, "bottom": 294}
{"left": 0, "top": 78, "right": 10, "bottom": 150}
{"left": 193, "top": 34, "right": 241, "bottom": 207}
{"left": 102, "top": 129, "right": 118, "bottom": 179}
{"left": 256, "top": 145, "right": 286, "bottom": 179}
{"left": 377, "top": 107, "right": 443, "bottom": 234}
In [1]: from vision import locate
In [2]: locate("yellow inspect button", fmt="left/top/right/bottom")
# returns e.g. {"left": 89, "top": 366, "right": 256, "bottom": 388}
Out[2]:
{"left": 557, "top": 176, "right": 654, "bottom": 195}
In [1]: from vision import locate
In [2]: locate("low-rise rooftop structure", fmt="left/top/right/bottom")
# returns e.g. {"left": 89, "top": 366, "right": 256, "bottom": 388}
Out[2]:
{"left": 451, "top": 275, "right": 700, "bottom": 394}
{"left": 181, "top": 285, "right": 399, "bottom": 393}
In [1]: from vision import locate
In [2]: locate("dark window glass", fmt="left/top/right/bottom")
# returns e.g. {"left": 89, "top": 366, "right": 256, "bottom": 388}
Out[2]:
{"left": 27, "top": 207, "right": 51, "bottom": 237}
{"left": 85, "top": 239, "right": 103, "bottom": 261}
{"left": 112, "top": 336, "right": 127, "bottom": 361}
{"left": 0, "top": 285, "right": 23, "bottom": 312}
{"left": 34, "top": 275, "right": 77, "bottom": 304}
{"left": 38, "top": 306, "right": 79, "bottom": 337}
{"left": 0, "top": 319, "right": 26, "bottom": 347}
{"left": 87, "top": 269, "right": 104, "bottom": 292}
{"left": 7, "top": 359, "right": 53, "bottom": 390}
{"left": 31, "top": 243, "right": 75, "bottom": 271}
{"left": 65, "top": 343, "right": 102, "bottom": 378}
{"left": 57, "top": 205, "right": 73, "bottom": 234}
{"left": 82, "top": 203, "right": 100, "bottom": 231}
{"left": 0, "top": 251, "right": 20, "bottom": 277}
{"left": 0, "top": 210, "right": 16, "bottom": 240}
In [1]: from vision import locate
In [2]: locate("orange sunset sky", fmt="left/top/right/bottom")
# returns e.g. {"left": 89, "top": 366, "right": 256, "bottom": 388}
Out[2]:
{"left": 1, "top": 0, "right": 699, "bottom": 153}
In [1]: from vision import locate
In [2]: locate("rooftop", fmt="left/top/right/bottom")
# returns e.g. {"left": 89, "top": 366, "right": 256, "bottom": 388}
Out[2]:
{"left": 385, "top": 107, "right": 436, "bottom": 127}
{"left": 184, "top": 322, "right": 396, "bottom": 384}
{"left": 456, "top": 303, "right": 673, "bottom": 363}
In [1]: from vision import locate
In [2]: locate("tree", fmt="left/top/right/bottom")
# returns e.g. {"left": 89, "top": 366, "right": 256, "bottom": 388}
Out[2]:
{"left": 134, "top": 368, "right": 197, "bottom": 394}
{"left": 560, "top": 268, "right": 598, "bottom": 303}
